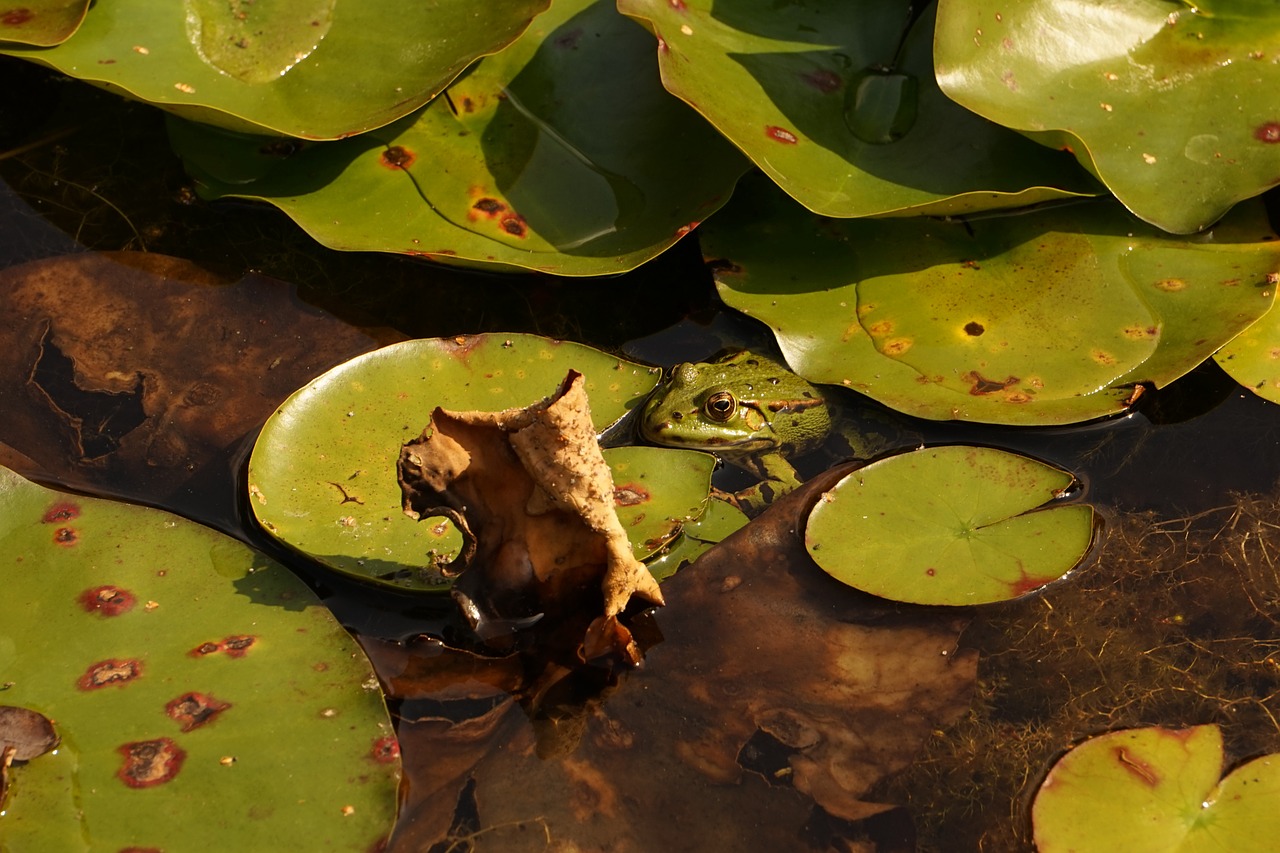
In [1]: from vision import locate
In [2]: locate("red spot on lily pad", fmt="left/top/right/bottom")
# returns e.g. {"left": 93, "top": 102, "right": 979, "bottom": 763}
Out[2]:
{"left": 117, "top": 738, "right": 186, "bottom": 788}
{"left": 1255, "top": 122, "right": 1280, "bottom": 144}
{"left": 371, "top": 736, "right": 400, "bottom": 763}
{"left": 79, "top": 585, "right": 136, "bottom": 617}
{"left": 78, "top": 659, "right": 143, "bottom": 690}
{"left": 1, "top": 8, "right": 34, "bottom": 26}
{"left": 42, "top": 502, "right": 80, "bottom": 523}
{"left": 52, "top": 527, "right": 78, "bottom": 547}
{"left": 766, "top": 125, "right": 799, "bottom": 144}
{"left": 189, "top": 641, "right": 221, "bottom": 657}
{"left": 166, "top": 692, "right": 231, "bottom": 732}
{"left": 613, "top": 483, "right": 651, "bottom": 506}
{"left": 379, "top": 145, "right": 415, "bottom": 169}
{"left": 500, "top": 215, "right": 528, "bottom": 238}
{"left": 221, "top": 634, "right": 257, "bottom": 657}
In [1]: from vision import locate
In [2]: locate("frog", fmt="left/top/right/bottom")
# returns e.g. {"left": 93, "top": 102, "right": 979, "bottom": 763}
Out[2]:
{"left": 640, "top": 350, "right": 898, "bottom": 514}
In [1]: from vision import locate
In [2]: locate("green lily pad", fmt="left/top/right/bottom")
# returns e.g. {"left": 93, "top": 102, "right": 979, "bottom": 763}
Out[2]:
{"left": 804, "top": 447, "right": 1092, "bottom": 605}
{"left": 703, "top": 175, "right": 1280, "bottom": 425}
{"left": 168, "top": 0, "right": 749, "bottom": 275}
{"left": 1214, "top": 286, "right": 1280, "bottom": 403}
{"left": 0, "top": 0, "right": 550, "bottom": 138}
{"left": 617, "top": 0, "right": 1099, "bottom": 218}
{"left": 936, "top": 0, "right": 1280, "bottom": 234}
{"left": 0, "top": 466, "right": 398, "bottom": 850}
{"left": 248, "top": 334, "right": 665, "bottom": 592}
{"left": 1032, "top": 725, "right": 1280, "bottom": 853}
{"left": 643, "top": 498, "right": 750, "bottom": 582}
{"left": 0, "top": 1, "right": 89, "bottom": 47}
{"left": 606, "top": 446, "right": 717, "bottom": 562}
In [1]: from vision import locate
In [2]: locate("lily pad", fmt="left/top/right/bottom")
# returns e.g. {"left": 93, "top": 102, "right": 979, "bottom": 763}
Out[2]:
{"left": 0, "top": 1, "right": 89, "bottom": 47}
{"left": 805, "top": 446, "right": 1092, "bottom": 605}
{"left": 617, "top": 0, "right": 1099, "bottom": 218}
{"left": 645, "top": 497, "right": 750, "bottom": 581}
{"left": 168, "top": 0, "right": 749, "bottom": 275}
{"left": 0, "top": 466, "right": 398, "bottom": 850}
{"left": 703, "top": 175, "right": 1280, "bottom": 425}
{"left": 0, "top": 0, "right": 550, "bottom": 137}
{"left": 1214, "top": 290, "right": 1280, "bottom": 404}
{"left": 248, "top": 334, "right": 666, "bottom": 592}
{"left": 935, "top": 0, "right": 1280, "bottom": 233}
{"left": 1032, "top": 725, "right": 1280, "bottom": 852}
{"left": 606, "top": 446, "right": 717, "bottom": 562}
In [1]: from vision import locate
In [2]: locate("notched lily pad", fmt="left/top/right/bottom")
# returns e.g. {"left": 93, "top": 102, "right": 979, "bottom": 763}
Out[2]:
{"left": 805, "top": 446, "right": 1093, "bottom": 605}
{"left": 703, "top": 176, "right": 1280, "bottom": 425}
{"left": 398, "top": 370, "right": 664, "bottom": 659}
{"left": 0, "top": 466, "right": 398, "bottom": 850}
{"left": 1032, "top": 724, "right": 1280, "bottom": 852}
{"left": 247, "top": 334, "right": 665, "bottom": 592}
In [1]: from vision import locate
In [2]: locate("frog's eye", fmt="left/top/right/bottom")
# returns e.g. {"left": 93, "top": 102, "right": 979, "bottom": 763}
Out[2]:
{"left": 704, "top": 390, "right": 737, "bottom": 422}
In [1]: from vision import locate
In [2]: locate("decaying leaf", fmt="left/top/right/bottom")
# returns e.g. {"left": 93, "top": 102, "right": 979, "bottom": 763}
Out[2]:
{"left": 382, "top": 462, "right": 979, "bottom": 850}
{"left": 398, "top": 370, "right": 664, "bottom": 661}
{"left": 0, "top": 706, "right": 59, "bottom": 805}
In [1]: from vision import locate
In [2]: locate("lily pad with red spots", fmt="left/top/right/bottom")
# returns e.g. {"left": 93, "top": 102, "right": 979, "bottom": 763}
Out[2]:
{"left": 0, "top": 466, "right": 399, "bottom": 850}
{"left": 804, "top": 446, "right": 1093, "bottom": 606}
{"left": 1032, "top": 725, "right": 1280, "bottom": 852}
{"left": 0, "top": 0, "right": 89, "bottom": 47}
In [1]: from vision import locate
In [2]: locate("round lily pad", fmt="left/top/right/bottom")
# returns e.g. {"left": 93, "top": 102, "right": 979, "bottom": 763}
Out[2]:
{"left": 606, "top": 446, "right": 717, "bottom": 561}
{"left": 804, "top": 446, "right": 1093, "bottom": 605}
{"left": 247, "top": 334, "right": 665, "bottom": 592}
{"left": 0, "top": 466, "right": 398, "bottom": 850}
{"left": 1032, "top": 725, "right": 1280, "bottom": 853}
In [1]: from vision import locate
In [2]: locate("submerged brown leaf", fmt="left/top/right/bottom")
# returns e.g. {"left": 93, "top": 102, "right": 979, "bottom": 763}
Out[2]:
{"left": 398, "top": 371, "right": 663, "bottom": 661}
{"left": 384, "top": 463, "right": 979, "bottom": 850}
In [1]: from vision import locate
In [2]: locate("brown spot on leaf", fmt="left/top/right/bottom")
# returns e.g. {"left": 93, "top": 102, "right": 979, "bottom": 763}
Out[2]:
{"left": 473, "top": 197, "right": 505, "bottom": 217}
{"left": 1091, "top": 349, "right": 1117, "bottom": 366}
{"left": 963, "top": 321, "right": 985, "bottom": 336}
{"left": 963, "top": 372, "right": 1019, "bottom": 396}
{"left": 1113, "top": 745, "right": 1160, "bottom": 786}
{"left": 614, "top": 484, "right": 651, "bottom": 506}
{"left": 501, "top": 215, "right": 528, "bottom": 238}
{"left": 0, "top": 8, "right": 33, "bottom": 26}
{"left": 371, "top": 736, "right": 400, "bottom": 763}
{"left": 801, "top": 69, "right": 841, "bottom": 93}
{"left": 79, "top": 585, "right": 136, "bottom": 617}
{"left": 765, "top": 126, "right": 798, "bottom": 144}
{"left": 166, "top": 692, "right": 231, "bottom": 732}
{"left": 221, "top": 635, "right": 257, "bottom": 658}
{"left": 190, "top": 641, "right": 221, "bottom": 657}
{"left": 42, "top": 502, "right": 80, "bottom": 523}
{"left": 380, "top": 146, "right": 415, "bottom": 170}
{"left": 881, "top": 338, "right": 913, "bottom": 356}
{"left": 117, "top": 738, "right": 185, "bottom": 788}
{"left": 1254, "top": 122, "right": 1280, "bottom": 144}
{"left": 1155, "top": 278, "right": 1187, "bottom": 292}
{"left": 78, "top": 659, "right": 143, "bottom": 690}
{"left": 52, "top": 527, "right": 78, "bottom": 547}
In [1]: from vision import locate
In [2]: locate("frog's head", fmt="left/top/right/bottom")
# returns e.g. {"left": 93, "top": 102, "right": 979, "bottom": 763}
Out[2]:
{"left": 639, "top": 352, "right": 829, "bottom": 456}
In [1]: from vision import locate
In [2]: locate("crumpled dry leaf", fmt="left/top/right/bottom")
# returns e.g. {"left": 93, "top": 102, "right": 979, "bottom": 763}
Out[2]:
{"left": 398, "top": 370, "right": 663, "bottom": 661}
{"left": 380, "top": 462, "right": 979, "bottom": 850}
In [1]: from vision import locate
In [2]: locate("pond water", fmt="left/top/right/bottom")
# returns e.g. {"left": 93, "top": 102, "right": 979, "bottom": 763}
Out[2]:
{"left": 4, "top": 61, "right": 1280, "bottom": 851}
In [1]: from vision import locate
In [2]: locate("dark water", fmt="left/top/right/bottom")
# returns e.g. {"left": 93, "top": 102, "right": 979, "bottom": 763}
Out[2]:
{"left": 5, "top": 59, "right": 1280, "bottom": 851}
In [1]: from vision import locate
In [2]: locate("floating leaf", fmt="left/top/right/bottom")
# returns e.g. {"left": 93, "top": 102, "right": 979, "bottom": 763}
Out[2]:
{"left": 0, "top": 0, "right": 89, "bottom": 47}
{"left": 0, "top": 466, "right": 398, "bottom": 850}
{"left": 618, "top": 0, "right": 1099, "bottom": 218}
{"left": 644, "top": 498, "right": 750, "bottom": 582}
{"left": 0, "top": 0, "right": 550, "bottom": 137}
{"left": 248, "top": 334, "right": 665, "bottom": 592}
{"left": 606, "top": 446, "right": 717, "bottom": 562}
{"left": 703, "top": 175, "right": 1280, "bottom": 425}
{"left": 168, "top": 0, "right": 749, "bottom": 274}
{"left": 805, "top": 446, "right": 1092, "bottom": 605}
{"left": 935, "top": 0, "right": 1280, "bottom": 233}
{"left": 1032, "top": 725, "right": 1280, "bottom": 853}
{"left": 1214, "top": 291, "right": 1280, "bottom": 403}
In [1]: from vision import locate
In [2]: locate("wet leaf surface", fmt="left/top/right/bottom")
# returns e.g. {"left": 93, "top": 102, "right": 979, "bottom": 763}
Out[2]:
{"left": 0, "top": 466, "right": 399, "bottom": 850}
{"left": 381, "top": 463, "right": 977, "bottom": 850}
{"left": 807, "top": 446, "right": 1092, "bottom": 605}
{"left": 936, "top": 0, "right": 1280, "bottom": 233}
{"left": 167, "top": 0, "right": 749, "bottom": 274}
{"left": 1032, "top": 725, "right": 1280, "bottom": 852}
{"left": 619, "top": 0, "right": 1100, "bottom": 217}
{"left": 398, "top": 371, "right": 665, "bottom": 659}
{"left": 0, "top": 0, "right": 551, "bottom": 137}
{"left": 0, "top": 0, "right": 89, "bottom": 47}
{"left": 0, "top": 251, "right": 387, "bottom": 527}
{"left": 702, "top": 175, "right": 1280, "bottom": 425}
{"left": 248, "top": 334, "right": 664, "bottom": 592}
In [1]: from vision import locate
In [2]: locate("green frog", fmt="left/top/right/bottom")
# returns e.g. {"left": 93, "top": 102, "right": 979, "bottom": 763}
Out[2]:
{"left": 640, "top": 350, "right": 897, "bottom": 513}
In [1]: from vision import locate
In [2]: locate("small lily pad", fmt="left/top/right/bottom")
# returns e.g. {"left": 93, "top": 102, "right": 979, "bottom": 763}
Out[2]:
{"left": 804, "top": 446, "right": 1092, "bottom": 605}
{"left": 643, "top": 498, "right": 750, "bottom": 582}
{"left": 1214, "top": 292, "right": 1280, "bottom": 404}
{"left": 1032, "top": 725, "right": 1280, "bottom": 853}
{"left": 247, "top": 334, "right": 665, "bottom": 592}
{"left": 0, "top": 466, "right": 398, "bottom": 850}
{"left": 606, "top": 446, "right": 717, "bottom": 561}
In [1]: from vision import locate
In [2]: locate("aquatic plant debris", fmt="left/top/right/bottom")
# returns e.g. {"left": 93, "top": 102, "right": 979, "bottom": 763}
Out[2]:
{"left": 398, "top": 370, "right": 664, "bottom": 661}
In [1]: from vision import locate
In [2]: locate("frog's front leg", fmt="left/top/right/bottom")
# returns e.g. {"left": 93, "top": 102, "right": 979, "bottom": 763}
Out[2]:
{"left": 716, "top": 452, "right": 804, "bottom": 516}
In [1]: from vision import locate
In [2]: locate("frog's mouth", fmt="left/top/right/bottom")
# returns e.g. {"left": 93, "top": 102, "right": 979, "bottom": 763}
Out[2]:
{"left": 640, "top": 418, "right": 772, "bottom": 454}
